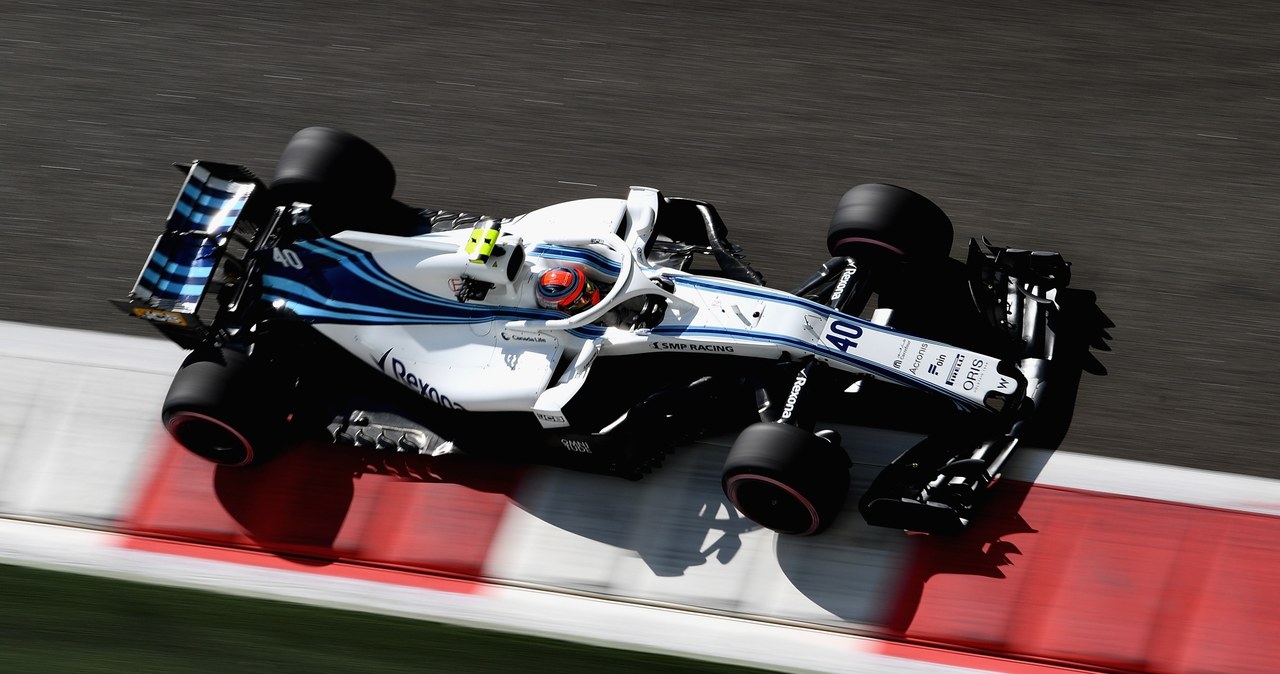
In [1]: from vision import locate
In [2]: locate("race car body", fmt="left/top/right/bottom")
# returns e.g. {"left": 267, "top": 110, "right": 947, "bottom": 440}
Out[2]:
{"left": 115, "top": 128, "right": 1073, "bottom": 536}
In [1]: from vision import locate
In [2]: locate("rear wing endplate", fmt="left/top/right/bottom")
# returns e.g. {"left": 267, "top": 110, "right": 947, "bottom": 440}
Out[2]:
{"left": 111, "top": 161, "right": 268, "bottom": 347}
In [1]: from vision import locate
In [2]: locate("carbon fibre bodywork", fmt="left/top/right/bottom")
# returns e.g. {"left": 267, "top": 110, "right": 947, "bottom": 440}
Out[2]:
{"left": 116, "top": 159, "right": 1073, "bottom": 534}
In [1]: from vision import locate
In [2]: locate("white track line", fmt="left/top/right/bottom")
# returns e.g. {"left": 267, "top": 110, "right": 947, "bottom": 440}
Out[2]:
{"left": 0, "top": 519, "right": 1007, "bottom": 674}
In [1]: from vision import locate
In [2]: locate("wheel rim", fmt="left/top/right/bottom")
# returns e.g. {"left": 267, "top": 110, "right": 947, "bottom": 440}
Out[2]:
{"left": 725, "top": 473, "right": 820, "bottom": 535}
{"left": 166, "top": 412, "right": 254, "bottom": 467}
{"left": 830, "top": 235, "right": 905, "bottom": 256}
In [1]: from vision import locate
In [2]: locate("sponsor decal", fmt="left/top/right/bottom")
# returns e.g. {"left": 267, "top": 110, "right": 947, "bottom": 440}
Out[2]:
{"left": 561, "top": 438, "right": 592, "bottom": 453}
{"left": 829, "top": 264, "right": 857, "bottom": 305}
{"left": 133, "top": 307, "right": 188, "bottom": 326}
{"left": 650, "top": 341, "right": 736, "bottom": 353}
{"left": 272, "top": 247, "right": 304, "bottom": 269}
{"left": 962, "top": 358, "right": 986, "bottom": 391}
{"left": 927, "top": 353, "right": 947, "bottom": 376}
{"left": 535, "top": 411, "right": 568, "bottom": 426}
{"left": 500, "top": 330, "right": 552, "bottom": 344}
{"left": 780, "top": 370, "right": 809, "bottom": 421}
{"left": 908, "top": 343, "right": 929, "bottom": 375}
{"left": 946, "top": 354, "right": 966, "bottom": 386}
{"left": 373, "top": 348, "right": 465, "bottom": 410}
{"left": 821, "top": 318, "right": 863, "bottom": 352}
{"left": 892, "top": 338, "right": 910, "bottom": 369}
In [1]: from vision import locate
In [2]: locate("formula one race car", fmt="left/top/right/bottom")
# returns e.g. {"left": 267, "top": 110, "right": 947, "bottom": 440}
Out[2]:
{"left": 114, "top": 127, "right": 1073, "bottom": 536}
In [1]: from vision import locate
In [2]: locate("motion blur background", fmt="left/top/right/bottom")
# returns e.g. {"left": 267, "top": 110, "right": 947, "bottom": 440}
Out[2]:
{"left": 1, "top": 0, "right": 1277, "bottom": 478}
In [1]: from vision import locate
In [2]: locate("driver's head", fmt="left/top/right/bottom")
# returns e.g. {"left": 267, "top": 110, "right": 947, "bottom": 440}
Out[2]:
{"left": 535, "top": 266, "right": 599, "bottom": 314}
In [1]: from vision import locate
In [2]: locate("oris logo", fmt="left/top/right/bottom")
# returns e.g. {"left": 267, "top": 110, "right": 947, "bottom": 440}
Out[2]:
{"left": 962, "top": 358, "right": 986, "bottom": 391}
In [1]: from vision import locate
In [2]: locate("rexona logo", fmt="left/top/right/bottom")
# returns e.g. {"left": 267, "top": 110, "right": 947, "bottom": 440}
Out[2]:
{"left": 830, "top": 264, "right": 857, "bottom": 305}
{"left": 780, "top": 370, "right": 808, "bottom": 420}
{"left": 373, "top": 348, "right": 465, "bottom": 410}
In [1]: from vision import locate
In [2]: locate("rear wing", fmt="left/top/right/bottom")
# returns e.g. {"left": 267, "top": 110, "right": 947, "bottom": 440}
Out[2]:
{"left": 112, "top": 161, "right": 270, "bottom": 348}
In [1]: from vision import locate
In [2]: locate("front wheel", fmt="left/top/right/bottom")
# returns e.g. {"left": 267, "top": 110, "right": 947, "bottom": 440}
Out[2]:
{"left": 161, "top": 348, "right": 289, "bottom": 467}
{"left": 827, "top": 183, "right": 953, "bottom": 259}
{"left": 721, "top": 423, "right": 851, "bottom": 535}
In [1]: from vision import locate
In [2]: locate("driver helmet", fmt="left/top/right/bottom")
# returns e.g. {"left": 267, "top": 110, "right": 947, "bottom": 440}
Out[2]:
{"left": 535, "top": 266, "right": 600, "bottom": 314}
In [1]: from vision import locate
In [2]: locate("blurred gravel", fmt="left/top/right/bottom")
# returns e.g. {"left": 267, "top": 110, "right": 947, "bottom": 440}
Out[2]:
{"left": 2, "top": 0, "right": 1277, "bottom": 477}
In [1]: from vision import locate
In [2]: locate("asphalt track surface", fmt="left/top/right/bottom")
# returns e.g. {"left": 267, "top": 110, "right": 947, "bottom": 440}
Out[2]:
{"left": 2, "top": 1, "right": 1277, "bottom": 478}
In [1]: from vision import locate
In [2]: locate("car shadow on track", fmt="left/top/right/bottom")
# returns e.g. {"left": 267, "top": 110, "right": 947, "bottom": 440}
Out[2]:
{"left": 208, "top": 443, "right": 525, "bottom": 570}
{"left": 499, "top": 442, "right": 761, "bottom": 578}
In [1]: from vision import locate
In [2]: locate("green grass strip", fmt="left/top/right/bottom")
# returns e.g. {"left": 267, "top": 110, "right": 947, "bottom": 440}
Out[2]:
{"left": 0, "top": 563, "right": 774, "bottom": 673}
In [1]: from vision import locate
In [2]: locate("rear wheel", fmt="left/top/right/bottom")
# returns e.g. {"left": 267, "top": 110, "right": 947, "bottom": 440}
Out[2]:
{"left": 721, "top": 423, "right": 851, "bottom": 535}
{"left": 272, "top": 127, "right": 395, "bottom": 203}
{"left": 162, "top": 348, "right": 290, "bottom": 467}
{"left": 271, "top": 127, "right": 399, "bottom": 233}
{"left": 827, "top": 183, "right": 953, "bottom": 259}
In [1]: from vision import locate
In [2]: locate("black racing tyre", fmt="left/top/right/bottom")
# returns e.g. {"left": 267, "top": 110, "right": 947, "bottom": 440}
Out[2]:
{"left": 826, "top": 183, "right": 953, "bottom": 259}
{"left": 161, "top": 348, "right": 288, "bottom": 467}
{"left": 721, "top": 423, "right": 851, "bottom": 535}
{"left": 271, "top": 127, "right": 396, "bottom": 212}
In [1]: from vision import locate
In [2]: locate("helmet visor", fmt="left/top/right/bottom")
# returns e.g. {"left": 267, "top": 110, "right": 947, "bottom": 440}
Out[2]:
{"left": 562, "top": 278, "right": 598, "bottom": 313}
{"left": 537, "top": 267, "right": 599, "bottom": 313}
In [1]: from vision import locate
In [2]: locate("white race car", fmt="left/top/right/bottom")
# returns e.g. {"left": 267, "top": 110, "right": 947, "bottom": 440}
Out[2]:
{"left": 116, "top": 128, "right": 1074, "bottom": 536}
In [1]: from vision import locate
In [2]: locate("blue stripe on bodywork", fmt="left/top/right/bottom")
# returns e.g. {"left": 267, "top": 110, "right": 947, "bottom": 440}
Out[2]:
{"left": 140, "top": 268, "right": 208, "bottom": 296}
{"left": 529, "top": 244, "right": 622, "bottom": 276}
{"left": 172, "top": 200, "right": 244, "bottom": 227}
{"left": 263, "top": 275, "right": 477, "bottom": 322}
{"left": 178, "top": 182, "right": 238, "bottom": 211}
{"left": 168, "top": 177, "right": 247, "bottom": 235}
{"left": 181, "top": 177, "right": 240, "bottom": 202}
{"left": 137, "top": 239, "right": 218, "bottom": 301}
{"left": 262, "top": 238, "right": 608, "bottom": 339}
{"left": 299, "top": 238, "right": 464, "bottom": 308}
{"left": 145, "top": 249, "right": 214, "bottom": 279}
